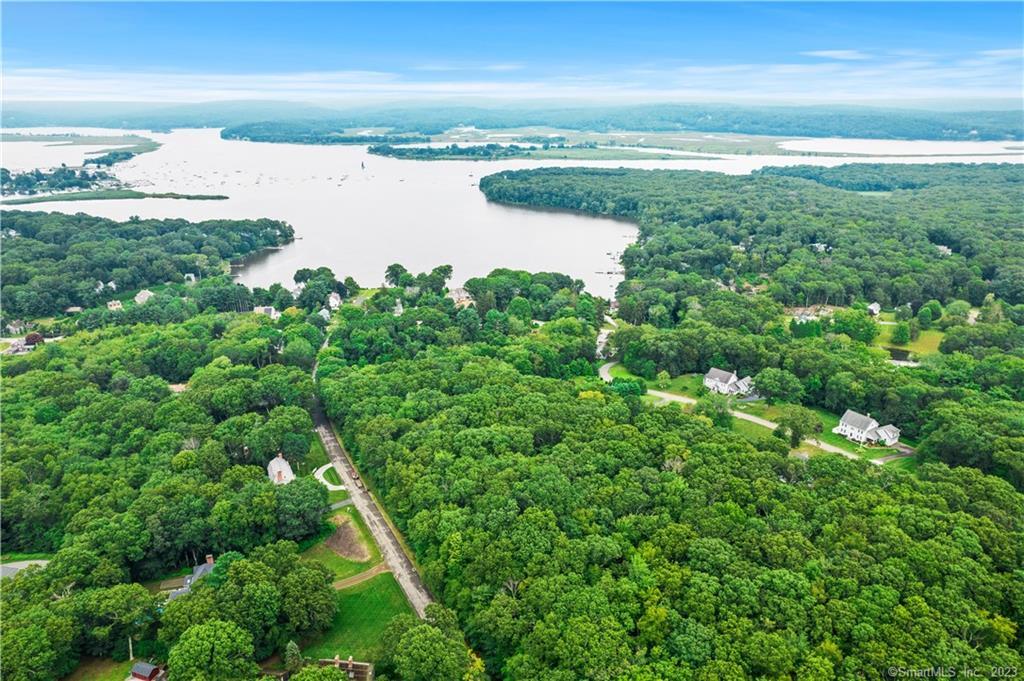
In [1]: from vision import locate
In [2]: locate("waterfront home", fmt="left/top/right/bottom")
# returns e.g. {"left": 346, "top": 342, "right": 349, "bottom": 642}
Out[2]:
{"left": 867, "top": 302, "right": 882, "bottom": 316}
{"left": 254, "top": 305, "right": 281, "bottom": 320}
{"left": 328, "top": 292, "right": 343, "bottom": 309}
{"left": 167, "top": 554, "right": 215, "bottom": 602}
{"left": 446, "top": 287, "right": 474, "bottom": 309}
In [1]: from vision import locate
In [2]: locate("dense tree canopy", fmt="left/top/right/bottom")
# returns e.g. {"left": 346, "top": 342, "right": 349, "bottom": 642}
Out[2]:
{"left": 0, "top": 211, "right": 293, "bottom": 319}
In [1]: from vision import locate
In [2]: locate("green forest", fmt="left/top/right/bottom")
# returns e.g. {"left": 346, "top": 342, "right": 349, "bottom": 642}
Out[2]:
{"left": 2, "top": 162, "right": 1024, "bottom": 681}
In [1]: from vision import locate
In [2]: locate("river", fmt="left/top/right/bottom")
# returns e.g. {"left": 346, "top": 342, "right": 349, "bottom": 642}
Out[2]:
{"left": 3, "top": 127, "right": 1021, "bottom": 297}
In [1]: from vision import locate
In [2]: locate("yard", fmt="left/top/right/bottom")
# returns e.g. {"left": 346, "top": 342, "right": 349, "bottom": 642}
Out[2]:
{"left": 322, "top": 465, "right": 343, "bottom": 486}
{"left": 609, "top": 364, "right": 704, "bottom": 398}
{"left": 302, "top": 572, "right": 412, "bottom": 663}
{"left": 296, "top": 436, "right": 330, "bottom": 477}
{"left": 62, "top": 657, "right": 133, "bottom": 681}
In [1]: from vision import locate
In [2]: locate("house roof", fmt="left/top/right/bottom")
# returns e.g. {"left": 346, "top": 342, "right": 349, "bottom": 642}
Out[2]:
{"left": 873, "top": 424, "right": 901, "bottom": 439}
{"left": 131, "top": 662, "right": 158, "bottom": 676}
{"left": 267, "top": 453, "right": 295, "bottom": 483}
{"left": 840, "top": 409, "right": 878, "bottom": 431}
{"left": 704, "top": 368, "right": 737, "bottom": 384}
{"left": 192, "top": 562, "right": 213, "bottom": 580}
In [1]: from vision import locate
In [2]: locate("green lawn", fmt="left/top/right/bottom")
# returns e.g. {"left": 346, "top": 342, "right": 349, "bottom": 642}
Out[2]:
{"left": 328, "top": 489, "right": 351, "bottom": 504}
{"left": 610, "top": 364, "right": 704, "bottom": 398}
{"left": 885, "top": 457, "right": 921, "bottom": 473}
{"left": 0, "top": 551, "right": 52, "bottom": 562}
{"left": 297, "top": 437, "right": 329, "bottom": 477}
{"left": 301, "top": 507, "right": 382, "bottom": 580}
{"left": 63, "top": 657, "right": 133, "bottom": 681}
{"left": 875, "top": 325, "right": 945, "bottom": 355}
{"left": 302, "top": 572, "right": 412, "bottom": 662}
{"left": 322, "top": 466, "right": 343, "bottom": 486}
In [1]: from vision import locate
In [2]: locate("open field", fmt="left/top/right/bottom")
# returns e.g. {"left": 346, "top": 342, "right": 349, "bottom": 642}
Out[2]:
{"left": 301, "top": 507, "right": 382, "bottom": 580}
{"left": 302, "top": 572, "right": 412, "bottom": 662}
{"left": 1, "top": 189, "right": 228, "bottom": 205}
{"left": 875, "top": 325, "right": 945, "bottom": 355}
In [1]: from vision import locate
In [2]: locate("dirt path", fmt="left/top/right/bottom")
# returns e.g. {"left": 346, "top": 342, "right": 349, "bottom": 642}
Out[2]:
{"left": 314, "top": 411, "right": 433, "bottom": 617}
{"left": 332, "top": 563, "right": 390, "bottom": 590}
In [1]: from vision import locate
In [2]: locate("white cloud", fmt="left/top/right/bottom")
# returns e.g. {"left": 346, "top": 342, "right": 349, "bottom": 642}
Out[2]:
{"left": 801, "top": 50, "right": 871, "bottom": 61}
{"left": 2, "top": 49, "right": 1020, "bottom": 103}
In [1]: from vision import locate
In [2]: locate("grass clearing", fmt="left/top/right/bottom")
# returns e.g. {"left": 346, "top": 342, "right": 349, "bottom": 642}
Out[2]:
{"left": 609, "top": 364, "right": 704, "bottom": 398}
{"left": 875, "top": 325, "right": 945, "bottom": 355}
{"left": 302, "top": 572, "right": 412, "bottom": 663}
{"left": 885, "top": 457, "right": 921, "bottom": 473}
{"left": 328, "top": 489, "right": 351, "bottom": 504}
{"left": 62, "top": 657, "right": 134, "bottom": 681}
{"left": 301, "top": 507, "right": 381, "bottom": 580}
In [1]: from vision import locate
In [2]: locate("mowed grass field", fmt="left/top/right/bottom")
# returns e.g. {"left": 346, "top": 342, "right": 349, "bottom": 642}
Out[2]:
{"left": 302, "top": 572, "right": 412, "bottom": 662}
{"left": 875, "top": 324, "right": 945, "bottom": 355}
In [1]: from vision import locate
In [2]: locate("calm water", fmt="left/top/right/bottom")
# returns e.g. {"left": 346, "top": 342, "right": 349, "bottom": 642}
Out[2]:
{"left": 3, "top": 128, "right": 1022, "bottom": 296}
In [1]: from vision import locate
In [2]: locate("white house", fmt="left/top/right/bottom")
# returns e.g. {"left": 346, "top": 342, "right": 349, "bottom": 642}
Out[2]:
{"left": 183, "top": 273, "right": 197, "bottom": 284}
{"left": 317, "top": 308, "right": 331, "bottom": 322}
{"left": 867, "top": 302, "right": 882, "bottom": 316}
{"left": 393, "top": 299, "right": 404, "bottom": 316}
{"left": 107, "top": 300, "right": 123, "bottom": 311}
{"left": 267, "top": 453, "right": 295, "bottom": 485}
{"left": 254, "top": 305, "right": 281, "bottom": 320}
{"left": 134, "top": 289, "right": 155, "bottom": 305}
{"left": 833, "top": 409, "right": 901, "bottom": 446}
{"left": 703, "top": 368, "right": 753, "bottom": 396}
{"left": 446, "top": 287, "right": 474, "bottom": 309}
{"left": 328, "top": 292, "right": 343, "bottom": 310}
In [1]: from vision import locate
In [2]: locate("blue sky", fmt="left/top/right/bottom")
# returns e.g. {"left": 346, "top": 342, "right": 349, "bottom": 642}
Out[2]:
{"left": 3, "top": 2, "right": 1021, "bottom": 103}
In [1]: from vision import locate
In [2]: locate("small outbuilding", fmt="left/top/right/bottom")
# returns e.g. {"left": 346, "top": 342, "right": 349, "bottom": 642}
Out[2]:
{"left": 134, "top": 289, "right": 155, "bottom": 305}
{"left": 107, "top": 300, "right": 124, "bottom": 311}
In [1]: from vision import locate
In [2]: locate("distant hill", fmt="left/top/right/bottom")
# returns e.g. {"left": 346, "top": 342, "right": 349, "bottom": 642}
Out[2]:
{"left": 4, "top": 100, "right": 1022, "bottom": 140}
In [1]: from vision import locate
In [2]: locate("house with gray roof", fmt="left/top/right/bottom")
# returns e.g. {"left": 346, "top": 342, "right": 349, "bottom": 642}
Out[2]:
{"left": 166, "top": 554, "right": 215, "bottom": 602}
{"left": 703, "top": 367, "right": 753, "bottom": 396}
{"left": 833, "top": 409, "right": 900, "bottom": 446}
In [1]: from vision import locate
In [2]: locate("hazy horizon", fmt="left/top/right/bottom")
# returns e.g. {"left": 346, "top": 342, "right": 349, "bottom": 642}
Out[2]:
{"left": 3, "top": 2, "right": 1022, "bottom": 105}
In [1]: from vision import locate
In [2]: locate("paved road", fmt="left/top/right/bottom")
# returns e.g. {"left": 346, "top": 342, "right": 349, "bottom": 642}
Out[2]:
{"left": 314, "top": 412, "right": 433, "bottom": 617}
{"left": 0, "top": 559, "right": 49, "bottom": 579}
{"left": 599, "top": 361, "right": 872, "bottom": 464}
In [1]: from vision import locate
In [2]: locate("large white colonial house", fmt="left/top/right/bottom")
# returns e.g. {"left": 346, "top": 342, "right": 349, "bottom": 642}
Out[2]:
{"left": 267, "top": 453, "right": 295, "bottom": 485}
{"left": 703, "top": 368, "right": 753, "bottom": 396}
{"left": 833, "top": 409, "right": 901, "bottom": 446}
